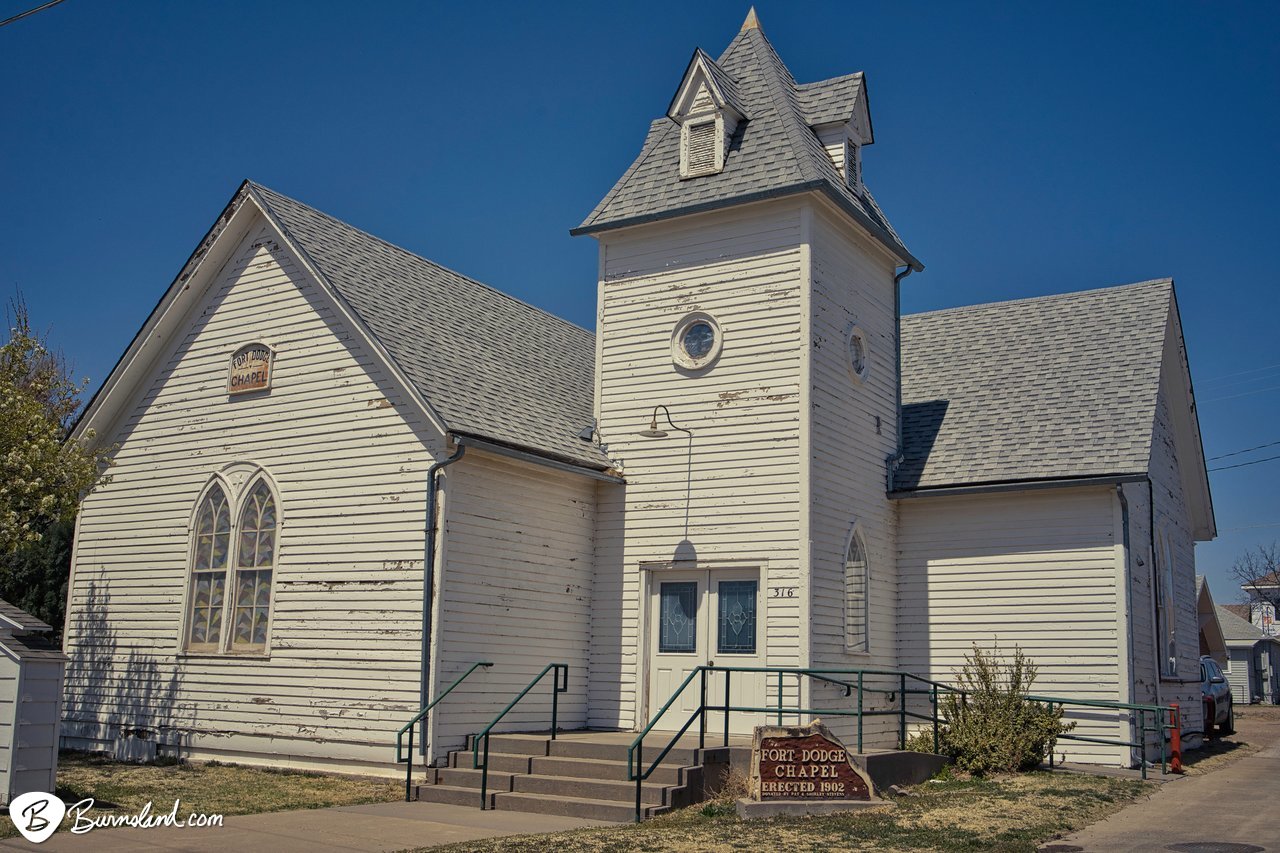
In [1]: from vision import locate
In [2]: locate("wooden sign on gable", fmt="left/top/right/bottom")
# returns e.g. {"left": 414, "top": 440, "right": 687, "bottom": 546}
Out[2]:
{"left": 227, "top": 343, "right": 273, "bottom": 395}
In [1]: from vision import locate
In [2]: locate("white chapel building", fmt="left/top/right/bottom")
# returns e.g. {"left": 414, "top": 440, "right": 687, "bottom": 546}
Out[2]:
{"left": 63, "top": 11, "right": 1215, "bottom": 783}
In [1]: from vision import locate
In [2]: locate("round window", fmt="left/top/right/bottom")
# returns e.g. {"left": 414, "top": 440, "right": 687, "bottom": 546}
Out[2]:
{"left": 681, "top": 322, "right": 715, "bottom": 360}
{"left": 848, "top": 326, "right": 870, "bottom": 384}
{"left": 671, "top": 313, "right": 723, "bottom": 370}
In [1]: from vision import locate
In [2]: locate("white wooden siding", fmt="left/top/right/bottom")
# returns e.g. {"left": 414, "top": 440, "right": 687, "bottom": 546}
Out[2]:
{"left": 9, "top": 659, "right": 62, "bottom": 799}
{"left": 1129, "top": 350, "right": 1205, "bottom": 742}
{"left": 428, "top": 451, "right": 595, "bottom": 759}
{"left": 590, "top": 200, "right": 805, "bottom": 729}
{"left": 0, "top": 654, "right": 16, "bottom": 803}
{"left": 62, "top": 216, "right": 443, "bottom": 771}
{"left": 807, "top": 204, "right": 902, "bottom": 749}
{"left": 1225, "top": 647, "right": 1254, "bottom": 704}
{"left": 898, "top": 487, "right": 1130, "bottom": 763}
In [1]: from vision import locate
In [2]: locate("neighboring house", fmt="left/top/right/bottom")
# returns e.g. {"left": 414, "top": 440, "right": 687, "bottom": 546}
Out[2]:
{"left": 61, "top": 10, "right": 1215, "bottom": 776}
{"left": 1216, "top": 605, "right": 1280, "bottom": 704}
{"left": 0, "top": 600, "right": 66, "bottom": 804}
{"left": 1197, "top": 577, "right": 1227, "bottom": 666}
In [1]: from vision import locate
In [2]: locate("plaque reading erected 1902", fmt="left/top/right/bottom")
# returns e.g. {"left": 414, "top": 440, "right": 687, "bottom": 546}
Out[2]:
{"left": 227, "top": 343, "right": 273, "bottom": 395}
{"left": 751, "top": 721, "right": 872, "bottom": 801}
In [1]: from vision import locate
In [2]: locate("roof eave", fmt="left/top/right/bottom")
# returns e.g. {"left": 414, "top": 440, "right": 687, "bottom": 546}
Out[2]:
{"left": 572, "top": 180, "right": 923, "bottom": 271}
{"left": 890, "top": 471, "right": 1149, "bottom": 500}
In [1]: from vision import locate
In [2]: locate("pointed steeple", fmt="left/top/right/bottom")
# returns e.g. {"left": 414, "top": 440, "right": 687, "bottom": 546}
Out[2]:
{"left": 741, "top": 6, "right": 761, "bottom": 33}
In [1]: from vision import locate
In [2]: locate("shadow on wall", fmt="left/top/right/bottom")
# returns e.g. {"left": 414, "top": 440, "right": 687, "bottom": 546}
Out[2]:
{"left": 63, "top": 580, "right": 191, "bottom": 761}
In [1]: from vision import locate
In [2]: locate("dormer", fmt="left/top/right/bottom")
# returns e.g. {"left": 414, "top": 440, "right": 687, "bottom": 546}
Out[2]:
{"left": 799, "top": 72, "right": 874, "bottom": 194}
{"left": 667, "top": 48, "right": 747, "bottom": 179}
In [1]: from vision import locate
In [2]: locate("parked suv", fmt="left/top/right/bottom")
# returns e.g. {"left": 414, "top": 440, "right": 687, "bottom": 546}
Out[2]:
{"left": 1201, "top": 655, "right": 1234, "bottom": 736}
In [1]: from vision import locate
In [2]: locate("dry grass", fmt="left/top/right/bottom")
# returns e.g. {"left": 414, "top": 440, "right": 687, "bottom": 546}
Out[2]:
{"left": 422, "top": 771, "right": 1152, "bottom": 853}
{"left": 0, "top": 751, "right": 401, "bottom": 839}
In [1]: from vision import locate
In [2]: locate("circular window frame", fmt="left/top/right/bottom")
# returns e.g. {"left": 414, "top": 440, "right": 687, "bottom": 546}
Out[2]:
{"left": 847, "top": 325, "right": 870, "bottom": 385}
{"left": 671, "top": 312, "right": 724, "bottom": 371}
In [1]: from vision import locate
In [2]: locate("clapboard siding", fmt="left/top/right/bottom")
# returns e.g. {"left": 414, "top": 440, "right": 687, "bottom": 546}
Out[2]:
{"left": 429, "top": 451, "right": 595, "bottom": 758}
{"left": 1225, "top": 647, "right": 1254, "bottom": 704}
{"left": 0, "top": 655, "right": 16, "bottom": 803}
{"left": 63, "top": 215, "right": 443, "bottom": 770}
{"left": 898, "top": 487, "right": 1129, "bottom": 763}
{"left": 590, "top": 200, "right": 805, "bottom": 729}
{"left": 807, "top": 204, "right": 903, "bottom": 749}
{"left": 1128, "top": 352, "right": 1205, "bottom": 743}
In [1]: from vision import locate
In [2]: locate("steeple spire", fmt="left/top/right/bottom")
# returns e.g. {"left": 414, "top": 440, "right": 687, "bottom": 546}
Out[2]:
{"left": 741, "top": 6, "right": 762, "bottom": 33}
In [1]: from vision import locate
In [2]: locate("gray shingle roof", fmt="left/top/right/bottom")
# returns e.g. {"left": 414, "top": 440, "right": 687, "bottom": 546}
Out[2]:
{"left": 796, "top": 72, "right": 865, "bottom": 128}
{"left": 896, "top": 280, "right": 1174, "bottom": 491}
{"left": 573, "top": 26, "right": 917, "bottom": 269}
{"left": 0, "top": 633, "right": 66, "bottom": 662}
{"left": 248, "top": 183, "right": 608, "bottom": 470}
{"left": 0, "top": 598, "right": 52, "bottom": 633}
{"left": 1215, "top": 605, "right": 1267, "bottom": 644}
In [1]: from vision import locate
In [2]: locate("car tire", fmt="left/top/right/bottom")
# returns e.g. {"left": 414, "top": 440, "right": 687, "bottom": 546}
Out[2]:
{"left": 1219, "top": 702, "right": 1235, "bottom": 736}
{"left": 1204, "top": 700, "right": 1215, "bottom": 736}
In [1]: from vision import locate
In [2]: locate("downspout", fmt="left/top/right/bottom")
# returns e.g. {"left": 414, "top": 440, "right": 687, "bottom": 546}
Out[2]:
{"left": 419, "top": 442, "right": 466, "bottom": 756}
{"left": 1116, "top": 485, "right": 1136, "bottom": 762}
{"left": 1148, "top": 477, "right": 1162, "bottom": 713}
{"left": 886, "top": 265, "right": 913, "bottom": 491}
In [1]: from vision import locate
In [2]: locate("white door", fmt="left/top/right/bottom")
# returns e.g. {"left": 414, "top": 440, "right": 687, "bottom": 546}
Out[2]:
{"left": 647, "top": 568, "right": 765, "bottom": 736}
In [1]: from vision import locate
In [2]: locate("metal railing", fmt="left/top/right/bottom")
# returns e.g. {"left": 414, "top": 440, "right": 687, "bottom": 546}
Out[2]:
{"left": 396, "top": 660, "right": 493, "bottom": 801}
{"left": 1026, "top": 694, "right": 1176, "bottom": 779}
{"left": 471, "top": 662, "right": 569, "bottom": 809}
{"left": 626, "top": 665, "right": 964, "bottom": 822}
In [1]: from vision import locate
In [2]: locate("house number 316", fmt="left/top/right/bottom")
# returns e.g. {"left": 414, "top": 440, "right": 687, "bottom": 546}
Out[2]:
{"left": 770, "top": 587, "right": 797, "bottom": 598}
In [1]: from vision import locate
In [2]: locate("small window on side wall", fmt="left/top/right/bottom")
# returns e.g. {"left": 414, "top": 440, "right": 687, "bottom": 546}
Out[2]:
{"left": 844, "top": 529, "right": 869, "bottom": 653}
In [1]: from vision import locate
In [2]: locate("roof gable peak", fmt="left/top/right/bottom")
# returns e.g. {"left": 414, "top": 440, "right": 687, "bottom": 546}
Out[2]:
{"left": 667, "top": 49, "right": 747, "bottom": 121}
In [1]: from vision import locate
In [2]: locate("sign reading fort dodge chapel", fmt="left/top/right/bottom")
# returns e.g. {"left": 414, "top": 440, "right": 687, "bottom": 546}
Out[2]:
{"left": 751, "top": 721, "right": 872, "bottom": 801}
{"left": 227, "top": 343, "right": 273, "bottom": 394}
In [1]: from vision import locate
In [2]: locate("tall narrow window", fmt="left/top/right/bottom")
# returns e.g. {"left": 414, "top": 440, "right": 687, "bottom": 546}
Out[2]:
{"left": 184, "top": 475, "right": 278, "bottom": 655}
{"left": 1161, "top": 534, "right": 1177, "bottom": 676}
{"left": 844, "top": 531, "right": 869, "bottom": 653}
{"left": 187, "top": 484, "right": 231, "bottom": 651}
{"left": 231, "top": 480, "right": 277, "bottom": 652}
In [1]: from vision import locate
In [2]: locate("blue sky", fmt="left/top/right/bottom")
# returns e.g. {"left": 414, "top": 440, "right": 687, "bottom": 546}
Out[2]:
{"left": 3, "top": 1, "right": 1278, "bottom": 604}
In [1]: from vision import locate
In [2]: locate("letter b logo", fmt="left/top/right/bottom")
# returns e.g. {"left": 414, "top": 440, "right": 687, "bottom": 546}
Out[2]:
{"left": 9, "top": 791, "right": 66, "bottom": 843}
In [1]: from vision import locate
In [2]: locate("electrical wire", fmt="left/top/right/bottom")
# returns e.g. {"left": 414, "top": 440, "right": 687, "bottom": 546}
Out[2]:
{"left": 1209, "top": 453, "right": 1280, "bottom": 473}
{"left": 1201, "top": 384, "right": 1280, "bottom": 404}
{"left": 0, "top": 0, "right": 66, "bottom": 29}
{"left": 1209, "top": 438, "right": 1280, "bottom": 461}
{"left": 1199, "top": 360, "right": 1280, "bottom": 385}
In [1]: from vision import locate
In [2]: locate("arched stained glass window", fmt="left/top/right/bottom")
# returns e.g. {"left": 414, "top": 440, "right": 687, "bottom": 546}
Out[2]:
{"left": 232, "top": 479, "right": 276, "bottom": 651}
{"left": 184, "top": 475, "right": 278, "bottom": 654}
{"left": 187, "top": 484, "right": 231, "bottom": 651}
{"left": 844, "top": 531, "right": 869, "bottom": 653}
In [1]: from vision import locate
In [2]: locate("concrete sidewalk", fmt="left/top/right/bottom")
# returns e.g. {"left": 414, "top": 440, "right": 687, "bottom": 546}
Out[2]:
{"left": 1044, "top": 708, "right": 1280, "bottom": 852}
{"left": 0, "top": 800, "right": 608, "bottom": 852}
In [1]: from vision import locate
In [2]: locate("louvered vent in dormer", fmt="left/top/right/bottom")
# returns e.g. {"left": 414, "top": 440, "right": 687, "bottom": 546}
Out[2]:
{"left": 682, "top": 118, "right": 720, "bottom": 178}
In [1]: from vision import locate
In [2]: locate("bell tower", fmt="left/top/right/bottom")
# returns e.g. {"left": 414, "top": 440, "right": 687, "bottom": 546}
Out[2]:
{"left": 572, "top": 10, "right": 921, "bottom": 744}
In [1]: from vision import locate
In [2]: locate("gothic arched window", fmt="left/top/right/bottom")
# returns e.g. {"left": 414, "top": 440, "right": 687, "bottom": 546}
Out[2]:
{"left": 184, "top": 475, "right": 278, "bottom": 654}
{"left": 844, "top": 529, "right": 870, "bottom": 653}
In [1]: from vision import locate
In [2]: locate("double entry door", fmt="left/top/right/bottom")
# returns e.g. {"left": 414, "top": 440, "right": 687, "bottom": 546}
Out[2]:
{"left": 647, "top": 568, "right": 766, "bottom": 736}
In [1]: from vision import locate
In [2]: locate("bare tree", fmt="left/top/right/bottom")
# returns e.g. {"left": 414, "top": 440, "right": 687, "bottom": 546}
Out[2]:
{"left": 1231, "top": 542, "right": 1280, "bottom": 611}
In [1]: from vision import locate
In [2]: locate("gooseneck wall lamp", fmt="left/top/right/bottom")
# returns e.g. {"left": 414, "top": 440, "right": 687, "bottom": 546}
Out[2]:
{"left": 638, "top": 404, "right": 691, "bottom": 439}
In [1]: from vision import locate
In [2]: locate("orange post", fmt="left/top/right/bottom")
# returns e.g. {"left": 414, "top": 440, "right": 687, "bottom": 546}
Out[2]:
{"left": 1169, "top": 703, "right": 1183, "bottom": 774}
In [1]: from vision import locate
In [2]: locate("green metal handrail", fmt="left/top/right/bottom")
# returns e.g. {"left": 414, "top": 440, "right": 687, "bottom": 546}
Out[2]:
{"left": 626, "top": 665, "right": 967, "bottom": 822}
{"left": 395, "top": 660, "right": 493, "bottom": 802}
{"left": 1023, "top": 693, "right": 1177, "bottom": 779}
{"left": 471, "top": 662, "right": 568, "bottom": 809}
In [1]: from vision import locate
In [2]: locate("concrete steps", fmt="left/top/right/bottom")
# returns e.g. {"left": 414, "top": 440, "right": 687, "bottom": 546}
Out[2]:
{"left": 415, "top": 731, "right": 713, "bottom": 821}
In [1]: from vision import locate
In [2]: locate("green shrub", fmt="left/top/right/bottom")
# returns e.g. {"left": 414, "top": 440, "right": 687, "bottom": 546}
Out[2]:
{"left": 910, "top": 644, "right": 1075, "bottom": 775}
